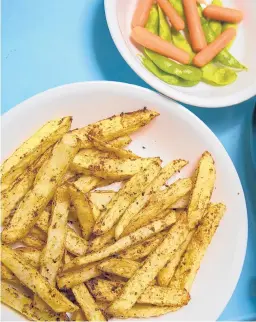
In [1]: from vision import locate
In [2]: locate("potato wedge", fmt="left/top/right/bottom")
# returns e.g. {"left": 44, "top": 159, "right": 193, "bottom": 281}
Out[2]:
{"left": 35, "top": 209, "right": 50, "bottom": 233}
{"left": 29, "top": 227, "right": 47, "bottom": 241}
{"left": 1, "top": 245, "right": 78, "bottom": 312}
{"left": 63, "top": 212, "right": 177, "bottom": 271}
{"left": 72, "top": 309, "right": 86, "bottom": 321}
{"left": 69, "top": 185, "right": 95, "bottom": 240}
{"left": 169, "top": 203, "right": 226, "bottom": 292}
{"left": 1, "top": 117, "right": 72, "bottom": 191}
{"left": 65, "top": 227, "right": 88, "bottom": 256}
{"left": 73, "top": 175, "right": 113, "bottom": 194}
{"left": 87, "top": 278, "right": 190, "bottom": 307}
{"left": 88, "top": 227, "right": 115, "bottom": 253}
{"left": 171, "top": 193, "right": 190, "bottom": 209}
{"left": 89, "top": 191, "right": 116, "bottom": 211}
{"left": 2, "top": 133, "right": 80, "bottom": 244}
{"left": 119, "top": 232, "right": 167, "bottom": 261}
{"left": 108, "top": 135, "right": 132, "bottom": 148}
{"left": 157, "top": 231, "right": 194, "bottom": 287}
{"left": 1, "top": 281, "right": 63, "bottom": 321}
{"left": 93, "top": 161, "right": 161, "bottom": 236}
{"left": 73, "top": 108, "right": 159, "bottom": 148}
{"left": 115, "top": 159, "right": 188, "bottom": 239}
{"left": 71, "top": 149, "right": 161, "bottom": 180}
{"left": 122, "top": 178, "right": 192, "bottom": 236}
{"left": 98, "top": 258, "right": 141, "bottom": 279}
{"left": 72, "top": 283, "right": 106, "bottom": 321}
{"left": 108, "top": 213, "right": 189, "bottom": 314}
{"left": 16, "top": 247, "right": 41, "bottom": 268}
{"left": 22, "top": 234, "right": 45, "bottom": 250}
{"left": 1, "top": 265, "right": 19, "bottom": 284}
{"left": 187, "top": 151, "right": 216, "bottom": 229}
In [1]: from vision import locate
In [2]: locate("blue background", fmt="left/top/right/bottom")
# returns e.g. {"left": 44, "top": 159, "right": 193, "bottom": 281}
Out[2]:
{"left": 2, "top": 0, "right": 256, "bottom": 320}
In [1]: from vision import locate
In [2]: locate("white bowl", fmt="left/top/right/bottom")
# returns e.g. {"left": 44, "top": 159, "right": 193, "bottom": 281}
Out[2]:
{"left": 2, "top": 82, "right": 247, "bottom": 321}
{"left": 104, "top": 0, "right": 256, "bottom": 108}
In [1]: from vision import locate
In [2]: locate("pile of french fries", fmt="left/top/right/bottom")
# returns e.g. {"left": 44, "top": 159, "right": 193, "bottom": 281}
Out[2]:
{"left": 1, "top": 108, "right": 226, "bottom": 321}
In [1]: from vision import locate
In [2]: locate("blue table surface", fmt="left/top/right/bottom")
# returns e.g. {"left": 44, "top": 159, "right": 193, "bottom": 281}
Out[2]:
{"left": 2, "top": 0, "right": 256, "bottom": 320}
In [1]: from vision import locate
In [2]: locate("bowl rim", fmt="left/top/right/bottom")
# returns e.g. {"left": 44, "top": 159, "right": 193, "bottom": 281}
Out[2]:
{"left": 104, "top": 0, "right": 256, "bottom": 108}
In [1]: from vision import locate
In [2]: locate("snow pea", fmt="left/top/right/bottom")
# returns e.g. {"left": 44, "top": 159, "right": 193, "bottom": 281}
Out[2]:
{"left": 145, "top": 4, "right": 159, "bottom": 35}
{"left": 222, "top": 22, "right": 237, "bottom": 50}
{"left": 171, "top": 27, "right": 194, "bottom": 61}
{"left": 168, "top": 0, "right": 184, "bottom": 19}
{"left": 201, "top": 63, "right": 237, "bottom": 86}
{"left": 201, "top": 17, "right": 247, "bottom": 70}
{"left": 209, "top": 0, "right": 223, "bottom": 38}
{"left": 142, "top": 56, "right": 199, "bottom": 87}
{"left": 158, "top": 5, "right": 172, "bottom": 42}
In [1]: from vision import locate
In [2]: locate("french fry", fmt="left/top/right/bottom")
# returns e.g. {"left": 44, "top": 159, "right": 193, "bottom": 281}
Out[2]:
{"left": 157, "top": 231, "right": 194, "bottom": 287}
{"left": 69, "top": 185, "right": 95, "bottom": 240}
{"left": 73, "top": 108, "right": 159, "bottom": 148}
{"left": 29, "top": 227, "right": 47, "bottom": 241}
{"left": 119, "top": 232, "right": 167, "bottom": 261}
{"left": 187, "top": 151, "right": 216, "bottom": 229}
{"left": 89, "top": 191, "right": 116, "bottom": 211}
{"left": 1, "top": 265, "right": 19, "bottom": 284}
{"left": 1, "top": 245, "right": 78, "bottom": 312}
{"left": 65, "top": 227, "right": 88, "bottom": 256}
{"left": 22, "top": 234, "right": 45, "bottom": 250}
{"left": 1, "top": 281, "right": 63, "bottom": 321}
{"left": 73, "top": 175, "right": 113, "bottom": 194}
{"left": 108, "top": 213, "right": 189, "bottom": 314}
{"left": 93, "top": 161, "right": 161, "bottom": 236}
{"left": 90, "top": 201, "right": 102, "bottom": 220}
{"left": 72, "top": 309, "right": 86, "bottom": 321}
{"left": 35, "top": 209, "right": 50, "bottom": 233}
{"left": 88, "top": 227, "right": 115, "bottom": 253}
{"left": 115, "top": 159, "right": 188, "bottom": 239}
{"left": 72, "top": 283, "right": 106, "bottom": 321}
{"left": 2, "top": 133, "right": 80, "bottom": 244}
{"left": 122, "top": 178, "right": 192, "bottom": 236}
{"left": 1, "top": 117, "right": 72, "bottom": 191}
{"left": 169, "top": 203, "right": 226, "bottom": 292}
{"left": 71, "top": 148, "right": 161, "bottom": 180}
{"left": 63, "top": 212, "right": 177, "bottom": 271}
{"left": 171, "top": 193, "right": 190, "bottom": 209}
{"left": 87, "top": 278, "right": 190, "bottom": 306}
{"left": 16, "top": 247, "right": 41, "bottom": 268}
{"left": 98, "top": 258, "right": 141, "bottom": 279}
{"left": 108, "top": 135, "right": 132, "bottom": 148}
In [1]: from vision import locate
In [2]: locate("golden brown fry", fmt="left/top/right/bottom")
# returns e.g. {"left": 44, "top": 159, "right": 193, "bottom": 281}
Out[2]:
{"left": 16, "top": 247, "right": 41, "bottom": 268}
{"left": 73, "top": 175, "right": 113, "bottom": 194}
{"left": 1, "top": 117, "right": 72, "bottom": 191}
{"left": 29, "top": 227, "right": 47, "bottom": 241}
{"left": 1, "top": 281, "right": 63, "bottom": 321}
{"left": 88, "top": 227, "right": 115, "bottom": 253}
{"left": 109, "top": 135, "right": 132, "bottom": 148}
{"left": 2, "top": 133, "right": 80, "bottom": 244}
{"left": 1, "top": 245, "right": 78, "bottom": 313}
{"left": 22, "top": 234, "right": 45, "bottom": 250}
{"left": 98, "top": 258, "right": 141, "bottom": 279}
{"left": 187, "top": 151, "right": 216, "bottom": 229}
{"left": 87, "top": 278, "right": 190, "bottom": 306}
{"left": 122, "top": 178, "right": 192, "bottom": 236}
{"left": 72, "top": 309, "right": 86, "bottom": 321}
{"left": 171, "top": 193, "right": 190, "bottom": 209}
{"left": 72, "top": 283, "right": 106, "bottom": 321}
{"left": 1, "top": 265, "right": 19, "bottom": 284}
{"left": 157, "top": 231, "right": 194, "bottom": 287}
{"left": 63, "top": 212, "right": 177, "bottom": 271}
{"left": 89, "top": 191, "right": 116, "bottom": 211}
{"left": 69, "top": 185, "right": 95, "bottom": 240}
{"left": 65, "top": 227, "right": 88, "bottom": 256}
{"left": 115, "top": 159, "right": 188, "bottom": 239}
{"left": 108, "top": 213, "right": 189, "bottom": 314}
{"left": 169, "top": 203, "right": 226, "bottom": 292}
{"left": 93, "top": 161, "right": 161, "bottom": 236}
{"left": 73, "top": 108, "right": 159, "bottom": 148}
{"left": 35, "top": 209, "right": 50, "bottom": 233}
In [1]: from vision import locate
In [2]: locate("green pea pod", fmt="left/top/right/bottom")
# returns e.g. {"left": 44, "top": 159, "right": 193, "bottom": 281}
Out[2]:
{"left": 168, "top": 0, "right": 184, "bottom": 19}
{"left": 142, "top": 56, "right": 199, "bottom": 87}
{"left": 201, "top": 18, "right": 247, "bottom": 70}
{"left": 209, "top": 0, "right": 223, "bottom": 38}
{"left": 145, "top": 4, "right": 159, "bottom": 35}
{"left": 171, "top": 27, "right": 194, "bottom": 61}
{"left": 202, "top": 63, "right": 237, "bottom": 86}
{"left": 158, "top": 5, "right": 172, "bottom": 42}
{"left": 222, "top": 22, "right": 237, "bottom": 50}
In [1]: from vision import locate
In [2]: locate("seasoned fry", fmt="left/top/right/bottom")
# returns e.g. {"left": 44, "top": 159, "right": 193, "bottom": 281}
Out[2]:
{"left": 73, "top": 175, "right": 113, "bottom": 194}
{"left": 187, "top": 151, "right": 216, "bottom": 229}
{"left": 63, "top": 212, "right": 176, "bottom": 271}
{"left": 169, "top": 203, "right": 226, "bottom": 291}
{"left": 93, "top": 161, "right": 161, "bottom": 236}
{"left": 22, "top": 234, "right": 45, "bottom": 250}
{"left": 1, "top": 117, "right": 72, "bottom": 191}
{"left": 57, "top": 262, "right": 101, "bottom": 289}
{"left": 72, "top": 283, "right": 106, "bottom": 321}
{"left": 1, "top": 245, "right": 78, "bottom": 312}
{"left": 89, "top": 191, "right": 116, "bottom": 211}
{"left": 2, "top": 133, "right": 80, "bottom": 244}
{"left": 1, "top": 281, "right": 63, "bottom": 321}
{"left": 29, "top": 227, "right": 47, "bottom": 241}
{"left": 71, "top": 149, "right": 161, "bottom": 180}
{"left": 171, "top": 193, "right": 190, "bottom": 209}
{"left": 69, "top": 185, "right": 95, "bottom": 240}
{"left": 65, "top": 227, "right": 88, "bottom": 256}
{"left": 122, "top": 178, "right": 192, "bottom": 236}
{"left": 98, "top": 258, "right": 141, "bottom": 279}
{"left": 115, "top": 159, "right": 188, "bottom": 239}
{"left": 119, "top": 232, "right": 167, "bottom": 260}
{"left": 108, "top": 213, "right": 189, "bottom": 314}
{"left": 90, "top": 201, "right": 102, "bottom": 220}
{"left": 73, "top": 108, "right": 159, "bottom": 148}
{"left": 35, "top": 209, "right": 50, "bottom": 233}
{"left": 87, "top": 278, "right": 190, "bottom": 306}
{"left": 157, "top": 231, "right": 194, "bottom": 287}
{"left": 72, "top": 309, "right": 86, "bottom": 321}
{"left": 88, "top": 134, "right": 139, "bottom": 159}
{"left": 1, "top": 265, "right": 19, "bottom": 284}
{"left": 109, "top": 135, "right": 132, "bottom": 148}
{"left": 16, "top": 248, "right": 41, "bottom": 268}
{"left": 88, "top": 227, "right": 115, "bottom": 253}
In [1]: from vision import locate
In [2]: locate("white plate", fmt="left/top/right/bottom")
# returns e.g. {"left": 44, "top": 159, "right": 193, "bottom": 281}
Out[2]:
{"left": 104, "top": 0, "right": 256, "bottom": 108}
{"left": 1, "top": 82, "right": 247, "bottom": 321}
